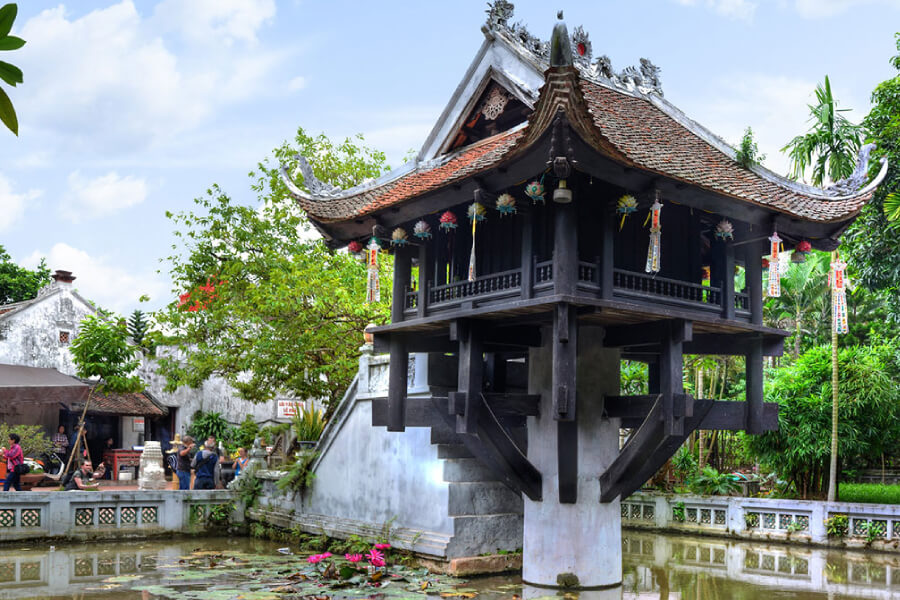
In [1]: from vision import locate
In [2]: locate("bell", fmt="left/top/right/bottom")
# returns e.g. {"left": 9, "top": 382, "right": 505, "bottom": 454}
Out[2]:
{"left": 553, "top": 179, "right": 572, "bottom": 203}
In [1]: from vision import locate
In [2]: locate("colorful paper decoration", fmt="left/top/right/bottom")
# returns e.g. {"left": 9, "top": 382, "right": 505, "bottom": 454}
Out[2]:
{"left": 715, "top": 219, "right": 734, "bottom": 241}
{"left": 347, "top": 240, "right": 362, "bottom": 254}
{"left": 830, "top": 256, "right": 849, "bottom": 334}
{"left": 413, "top": 220, "right": 432, "bottom": 240}
{"left": 645, "top": 196, "right": 662, "bottom": 274}
{"left": 767, "top": 231, "right": 782, "bottom": 297}
{"left": 496, "top": 193, "right": 517, "bottom": 215}
{"left": 439, "top": 211, "right": 458, "bottom": 231}
{"left": 796, "top": 240, "right": 811, "bottom": 254}
{"left": 524, "top": 180, "right": 545, "bottom": 204}
{"left": 701, "top": 266, "right": 711, "bottom": 285}
{"left": 617, "top": 194, "right": 638, "bottom": 230}
{"left": 365, "top": 237, "right": 380, "bottom": 303}
{"left": 467, "top": 202, "right": 487, "bottom": 222}
{"left": 391, "top": 227, "right": 409, "bottom": 247}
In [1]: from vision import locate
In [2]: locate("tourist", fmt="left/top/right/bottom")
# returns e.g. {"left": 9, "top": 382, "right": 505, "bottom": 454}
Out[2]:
{"left": 175, "top": 435, "right": 195, "bottom": 490}
{"left": 102, "top": 437, "right": 115, "bottom": 479}
{"left": 233, "top": 447, "right": 249, "bottom": 477}
{"left": 65, "top": 460, "right": 100, "bottom": 490}
{"left": 191, "top": 436, "right": 224, "bottom": 490}
{"left": 52, "top": 425, "right": 69, "bottom": 461}
{"left": 1, "top": 433, "right": 24, "bottom": 491}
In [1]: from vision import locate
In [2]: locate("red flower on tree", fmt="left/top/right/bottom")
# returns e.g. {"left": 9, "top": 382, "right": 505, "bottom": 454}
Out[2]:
{"left": 177, "top": 277, "right": 223, "bottom": 312}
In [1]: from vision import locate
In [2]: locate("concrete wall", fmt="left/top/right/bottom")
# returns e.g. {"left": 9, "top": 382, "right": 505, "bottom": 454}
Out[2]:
{"left": 0, "top": 489, "right": 233, "bottom": 543}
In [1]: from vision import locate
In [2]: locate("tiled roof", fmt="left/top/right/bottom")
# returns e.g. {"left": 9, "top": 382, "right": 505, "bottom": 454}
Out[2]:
{"left": 293, "top": 69, "right": 879, "bottom": 227}
{"left": 71, "top": 389, "right": 167, "bottom": 417}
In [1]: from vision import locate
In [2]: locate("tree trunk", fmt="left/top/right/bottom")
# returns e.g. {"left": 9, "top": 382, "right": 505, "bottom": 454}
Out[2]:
{"left": 63, "top": 390, "right": 94, "bottom": 476}
{"left": 794, "top": 312, "right": 801, "bottom": 359}
{"left": 827, "top": 265, "right": 839, "bottom": 503}
{"left": 697, "top": 368, "right": 705, "bottom": 469}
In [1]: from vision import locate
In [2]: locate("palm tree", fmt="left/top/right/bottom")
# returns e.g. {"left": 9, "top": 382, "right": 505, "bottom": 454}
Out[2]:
{"left": 765, "top": 252, "right": 829, "bottom": 358}
{"left": 782, "top": 76, "right": 863, "bottom": 185}
{"left": 782, "top": 77, "right": 863, "bottom": 503}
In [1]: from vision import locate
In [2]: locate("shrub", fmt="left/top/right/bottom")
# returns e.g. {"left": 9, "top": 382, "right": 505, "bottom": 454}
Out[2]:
{"left": 838, "top": 483, "right": 900, "bottom": 505}
{"left": 689, "top": 466, "right": 740, "bottom": 496}
{"left": 825, "top": 514, "right": 849, "bottom": 538}
{"left": 234, "top": 414, "right": 259, "bottom": 449}
{"left": 735, "top": 127, "right": 766, "bottom": 168}
{"left": 187, "top": 411, "right": 235, "bottom": 449}
{"left": 292, "top": 403, "right": 326, "bottom": 442}
{"left": 0, "top": 424, "right": 53, "bottom": 458}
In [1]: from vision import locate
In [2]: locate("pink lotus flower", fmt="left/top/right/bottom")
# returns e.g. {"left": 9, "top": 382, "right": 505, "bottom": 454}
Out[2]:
{"left": 321, "top": 552, "right": 332, "bottom": 558}
{"left": 345, "top": 553, "right": 362, "bottom": 563}
{"left": 307, "top": 554, "right": 323, "bottom": 564}
{"left": 366, "top": 548, "right": 385, "bottom": 566}
{"left": 374, "top": 543, "right": 391, "bottom": 550}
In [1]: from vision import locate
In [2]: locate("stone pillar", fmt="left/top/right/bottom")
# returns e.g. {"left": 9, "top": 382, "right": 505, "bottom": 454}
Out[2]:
{"left": 138, "top": 441, "right": 167, "bottom": 490}
{"left": 523, "top": 326, "right": 622, "bottom": 589}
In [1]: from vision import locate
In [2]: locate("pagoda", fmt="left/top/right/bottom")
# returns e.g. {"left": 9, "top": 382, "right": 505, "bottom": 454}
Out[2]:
{"left": 283, "top": 3, "right": 885, "bottom": 590}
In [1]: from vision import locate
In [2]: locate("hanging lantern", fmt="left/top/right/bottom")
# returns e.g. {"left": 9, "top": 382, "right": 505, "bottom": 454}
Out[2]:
{"left": 524, "top": 180, "right": 545, "bottom": 205}
{"left": 413, "top": 220, "right": 432, "bottom": 240}
{"left": 714, "top": 219, "right": 734, "bottom": 241}
{"left": 496, "top": 193, "right": 517, "bottom": 216}
{"left": 761, "top": 258, "right": 770, "bottom": 269}
{"left": 439, "top": 211, "right": 458, "bottom": 231}
{"left": 365, "top": 237, "right": 380, "bottom": 303}
{"left": 767, "top": 231, "right": 782, "bottom": 297}
{"left": 391, "top": 227, "right": 409, "bottom": 247}
{"left": 467, "top": 202, "right": 487, "bottom": 222}
{"left": 645, "top": 195, "right": 663, "bottom": 274}
{"left": 553, "top": 179, "right": 572, "bottom": 203}
{"left": 347, "top": 240, "right": 363, "bottom": 255}
{"left": 792, "top": 240, "right": 812, "bottom": 263}
{"left": 830, "top": 256, "right": 849, "bottom": 334}
{"left": 616, "top": 194, "right": 638, "bottom": 230}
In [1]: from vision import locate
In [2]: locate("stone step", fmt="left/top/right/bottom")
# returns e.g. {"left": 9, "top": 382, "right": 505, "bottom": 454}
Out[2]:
{"left": 442, "top": 458, "right": 498, "bottom": 482}
{"left": 448, "top": 513, "right": 523, "bottom": 556}
{"left": 448, "top": 481, "right": 523, "bottom": 516}
{"left": 436, "top": 444, "right": 474, "bottom": 459}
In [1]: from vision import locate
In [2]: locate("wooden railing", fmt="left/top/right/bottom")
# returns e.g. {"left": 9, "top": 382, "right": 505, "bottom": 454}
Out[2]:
{"left": 535, "top": 260, "right": 553, "bottom": 284}
{"left": 404, "top": 290, "right": 417, "bottom": 310}
{"left": 735, "top": 292, "right": 750, "bottom": 311}
{"left": 428, "top": 268, "right": 521, "bottom": 306}
{"left": 613, "top": 269, "right": 721, "bottom": 308}
{"left": 578, "top": 261, "right": 597, "bottom": 284}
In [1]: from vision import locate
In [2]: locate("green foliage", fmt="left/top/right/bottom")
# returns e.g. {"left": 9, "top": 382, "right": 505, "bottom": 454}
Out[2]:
{"left": 186, "top": 410, "right": 234, "bottom": 446}
{"left": 735, "top": 127, "right": 765, "bottom": 168}
{"left": 70, "top": 315, "right": 143, "bottom": 394}
{"left": 328, "top": 534, "right": 374, "bottom": 556}
{"left": 782, "top": 75, "right": 863, "bottom": 186}
{"left": 233, "top": 415, "right": 259, "bottom": 450}
{"left": 672, "top": 501, "right": 686, "bottom": 523}
{"left": 0, "top": 424, "right": 52, "bottom": 457}
{"left": 744, "top": 341, "right": 900, "bottom": 498}
{"left": 689, "top": 466, "right": 740, "bottom": 496}
{"left": 671, "top": 446, "right": 697, "bottom": 483}
{"left": 844, "top": 34, "right": 900, "bottom": 321}
{"left": 0, "top": 245, "right": 49, "bottom": 304}
{"left": 127, "top": 309, "right": 150, "bottom": 348}
{"left": 619, "top": 360, "right": 648, "bottom": 395}
{"left": 0, "top": 4, "right": 24, "bottom": 135}
{"left": 156, "top": 127, "right": 391, "bottom": 417}
{"left": 825, "top": 514, "right": 849, "bottom": 538}
{"left": 839, "top": 483, "right": 900, "bottom": 505}
{"left": 207, "top": 502, "right": 233, "bottom": 528}
{"left": 292, "top": 403, "right": 325, "bottom": 441}
{"left": 232, "top": 473, "right": 262, "bottom": 507}
{"left": 276, "top": 450, "right": 317, "bottom": 495}
{"left": 764, "top": 251, "right": 829, "bottom": 357}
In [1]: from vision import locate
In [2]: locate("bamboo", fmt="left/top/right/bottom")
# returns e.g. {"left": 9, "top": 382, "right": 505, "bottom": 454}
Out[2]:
{"left": 827, "top": 249, "right": 839, "bottom": 503}
{"left": 63, "top": 389, "right": 93, "bottom": 477}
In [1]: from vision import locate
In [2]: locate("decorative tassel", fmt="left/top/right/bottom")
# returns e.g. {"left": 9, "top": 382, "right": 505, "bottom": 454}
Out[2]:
{"left": 830, "top": 256, "right": 849, "bottom": 334}
{"left": 390, "top": 227, "right": 409, "bottom": 247}
{"left": 645, "top": 195, "right": 662, "bottom": 274}
{"left": 468, "top": 216, "right": 477, "bottom": 282}
{"left": 413, "top": 220, "right": 432, "bottom": 240}
{"left": 366, "top": 237, "right": 380, "bottom": 303}
{"left": 767, "top": 231, "right": 782, "bottom": 297}
{"left": 617, "top": 194, "right": 638, "bottom": 230}
{"left": 524, "top": 179, "right": 545, "bottom": 205}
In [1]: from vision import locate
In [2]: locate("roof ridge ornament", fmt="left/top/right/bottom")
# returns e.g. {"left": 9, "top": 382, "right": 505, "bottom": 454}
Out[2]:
{"left": 549, "top": 11, "right": 573, "bottom": 68}
{"left": 282, "top": 154, "right": 345, "bottom": 199}
{"left": 825, "top": 143, "right": 876, "bottom": 197}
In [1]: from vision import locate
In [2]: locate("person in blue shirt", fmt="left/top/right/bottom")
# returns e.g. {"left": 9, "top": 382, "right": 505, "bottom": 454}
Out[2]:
{"left": 191, "top": 436, "right": 225, "bottom": 490}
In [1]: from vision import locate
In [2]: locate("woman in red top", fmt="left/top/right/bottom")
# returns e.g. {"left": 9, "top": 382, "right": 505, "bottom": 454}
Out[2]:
{"left": 1, "top": 433, "right": 24, "bottom": 491}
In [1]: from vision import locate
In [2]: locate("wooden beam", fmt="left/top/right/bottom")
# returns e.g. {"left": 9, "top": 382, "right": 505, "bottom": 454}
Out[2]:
{"left": 604, "top": 319, "right": 692, "bottom": 347}
{"left": 387, "top": 337, "right": 408, "bottom": 432}
{"left": 600, "top": 200, "right": 615, "bottom": 300}
{"left": 417, "top": 243, "right": 430, "bottom": 319}
{"left": 520, "top": 211, "right": 534, "bottom": 300}
{"left": 372, "top": 394, "right": 546, "bottom": 427}
{"left": 456, "top": 321, "right": 483, "bottom": 435}
{"left": 604, "top": 394, "right": 692, "bottom": 418}
{"left": 660, "top": 320, "right": 688, "bottom": 436}
{"left": 553, "top": 304, "right": 577, "bottom": 421}
{"left": 483, "top": 393, "right": 541, "bottom": 416}
{"left": 721, "top": 242, "right": 735, "bottom": 320}
{"left": 598, "top": 396, "right": 664, "bottom": 501}
{"left": 744, "top": 242, "right": 764, "bottom": 326}
{"left": 622, "top": 333, "right": 784, "bottom": 357}
{"left": 616, "top": 400, "right": 778, "bottom": 431}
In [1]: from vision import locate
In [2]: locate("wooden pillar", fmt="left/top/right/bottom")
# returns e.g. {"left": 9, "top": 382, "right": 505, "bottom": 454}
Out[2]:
{"left": 553, "top": 303, "right": 578, "bottom": 503}
{"left": 520, "top": 211, "right": 533, "bottom": 300}
{"left": 745, "top": 335, "right": 763, "bottom": 434}
{"left": 659, "top": 320, "right": 688, "bottom": 437}
{"left": 391, "top": 247, "right": 412, "bottom": 323}
{"left": 600, "top": 202, "right": 615, "bottom": 299}
{"left": 553, "top": 202, "right": 577, "bottom": 297}
{"left": 387, "top": 337, "right": 408, "bottom": 432}
{"left": 416, "top": 243, "right": 430, "bottom": 319}
{"left": 721, "top": 243, "right": 735, "bottom": 320}
{"left": 450, "top": 321, "right": 483, "bottom": 435}
{"left": 485, "top": 353, "right": 507, "bottom": 392}
{"left": 745, "top": 243, "right": 763, "bottom": 325}
{"left": 647, "top": 359, "right": 660, "bottom": 394}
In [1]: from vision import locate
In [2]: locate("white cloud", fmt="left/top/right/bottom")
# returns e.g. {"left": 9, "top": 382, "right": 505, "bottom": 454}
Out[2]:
{"left": 674, "top": 0, "right": 758, "bottom": 20}
{"left": 793, "top": 0, "right": 900, "bottom": 18}
{"left": 15, "top": 1, "right": 289, "bottom": 153}
{"left": 288, "top": 76, "right": 307, "bottom": 91}
{"left": 0, "top": 174, "right": 41, "bottom": 232}
{"left": 62, "top": 171, "right": 148, "bottom": 223}
{"left": 23, "top": 243, "right": 168, "bottom": 315}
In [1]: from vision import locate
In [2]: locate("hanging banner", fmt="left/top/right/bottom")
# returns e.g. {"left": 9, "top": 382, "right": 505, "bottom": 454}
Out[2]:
{"left": 767, "top": 231, "right": 782, "bottom": 297}
{"left": 830, "top": 257, "right": 849, "bottom": 334}
{"left": 366, "top": 237, "right": 380, "bottom": 303}
{"left": 645, "top": 196, "right": 662, "bottom": 274}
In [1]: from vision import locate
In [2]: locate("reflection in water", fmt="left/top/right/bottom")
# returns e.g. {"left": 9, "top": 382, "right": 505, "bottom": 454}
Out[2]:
{"left": 0, "top": 533, "right": 897, "bottom": 599}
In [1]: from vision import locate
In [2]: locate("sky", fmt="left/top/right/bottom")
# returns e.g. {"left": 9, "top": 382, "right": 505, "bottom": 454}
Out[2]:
{"left": 0, "top": 0, "right": 898, "bottom": 315}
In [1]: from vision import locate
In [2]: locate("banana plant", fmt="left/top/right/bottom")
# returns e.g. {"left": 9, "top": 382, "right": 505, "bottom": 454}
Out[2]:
{"left": 0, "top": 3, "right": 24, "bottom": 135}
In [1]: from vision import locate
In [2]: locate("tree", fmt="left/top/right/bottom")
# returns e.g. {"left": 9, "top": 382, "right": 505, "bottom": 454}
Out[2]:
{"left": 844, "top": 33, "right": 900, "bottom": 321}
{"left": 156, "top": 127, "right": 392, "bottom": 417}
{"left": 744, "top": 342, "right": 900, "bottom": 498}
{"left": 764, "top": 251, "right": 829, "bottom": 358}
{"left": 0, "top": 245, "right": 49, "bottom": 304}
{"left": 782, "top": 75, "right": 863, "bottom": 185}
{"left": 66, "top": 314, "right": 144, "bottom": 473}
{"left": 0, "top": 4, "right": 25, "bottom": 135}
{"left": 127, "top": 309, "right": 149, "bottom": 345}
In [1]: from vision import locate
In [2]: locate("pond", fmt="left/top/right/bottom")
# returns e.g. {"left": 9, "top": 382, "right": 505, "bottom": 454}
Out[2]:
{"left": 0, "top": 531, "right": 897, "bottom": 599}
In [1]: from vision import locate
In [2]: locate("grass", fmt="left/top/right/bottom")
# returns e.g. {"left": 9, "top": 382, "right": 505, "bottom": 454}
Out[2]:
{"left": 839, "top": 483, "right": 900, "bottom": 505}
